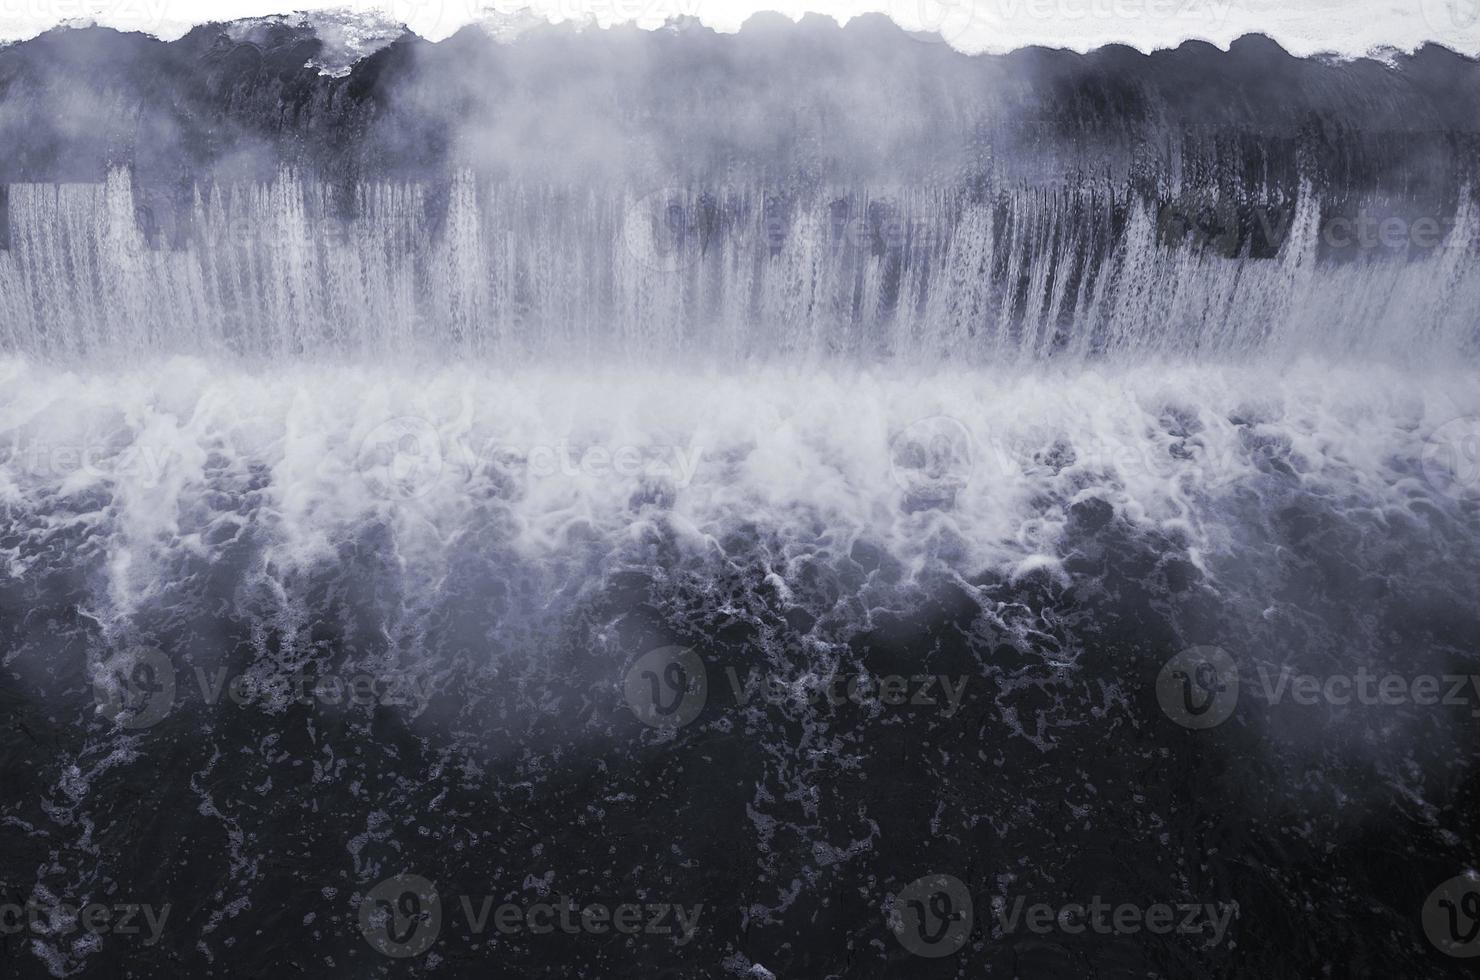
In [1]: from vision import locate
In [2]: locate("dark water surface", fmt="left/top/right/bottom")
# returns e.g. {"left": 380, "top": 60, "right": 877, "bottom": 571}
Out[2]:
{"left": 0, "top": 362, "right": 1477, "bottom": 978}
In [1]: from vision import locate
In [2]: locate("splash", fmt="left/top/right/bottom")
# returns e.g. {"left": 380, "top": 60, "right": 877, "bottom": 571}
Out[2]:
{"left": 0, "top": 355, "right": 1474, "bottom": 630}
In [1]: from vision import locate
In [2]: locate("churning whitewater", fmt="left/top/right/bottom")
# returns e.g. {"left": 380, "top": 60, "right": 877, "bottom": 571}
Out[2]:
{"left": 0, "top": 359, "right": 1476, "bottom": 625}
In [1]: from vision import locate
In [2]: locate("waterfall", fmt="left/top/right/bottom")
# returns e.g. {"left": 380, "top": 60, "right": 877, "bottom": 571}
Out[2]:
{"left": 1, "top": 168, "right": 1476, "bottom": 363}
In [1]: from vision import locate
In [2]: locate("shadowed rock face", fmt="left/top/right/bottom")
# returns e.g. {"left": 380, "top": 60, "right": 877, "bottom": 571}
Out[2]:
{"left": 0, "top": 17, "right": 1477, "bottom": 196}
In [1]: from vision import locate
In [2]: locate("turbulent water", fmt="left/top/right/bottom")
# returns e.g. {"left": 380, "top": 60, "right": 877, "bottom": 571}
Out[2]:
{"left": 1, "top": 15, "right": 1479, "bottom": 980}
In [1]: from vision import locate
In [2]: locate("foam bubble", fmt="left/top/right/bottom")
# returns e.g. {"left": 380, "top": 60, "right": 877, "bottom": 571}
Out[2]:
{"left": 1, "top": 356, "right": 1474, "bottom": 626}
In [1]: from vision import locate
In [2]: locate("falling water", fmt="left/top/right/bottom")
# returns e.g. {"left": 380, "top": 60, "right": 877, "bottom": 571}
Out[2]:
{"left": 2, "top": 168, "right": 1476, "bottom": 363}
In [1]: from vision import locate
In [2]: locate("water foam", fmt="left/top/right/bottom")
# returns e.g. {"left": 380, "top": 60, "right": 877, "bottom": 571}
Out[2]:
{"left": 1, "top": 356, "right": 1473, "bottom": 628}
